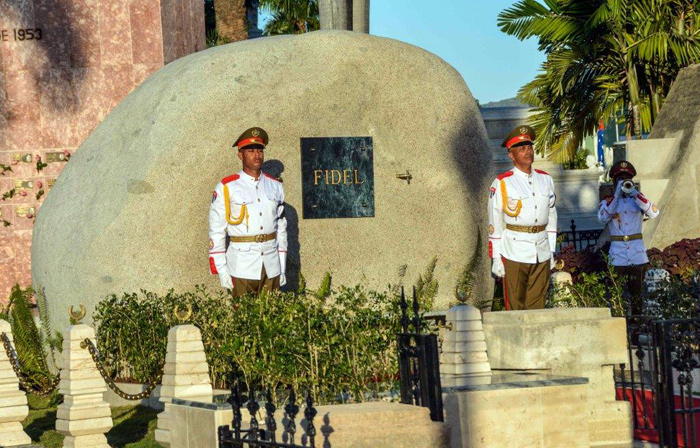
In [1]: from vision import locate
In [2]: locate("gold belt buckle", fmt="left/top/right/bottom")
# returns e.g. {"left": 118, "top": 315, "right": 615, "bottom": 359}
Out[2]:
{"left": 530, "top": 226, "right": 538, "bottom": 233}
{"left": 255, "top": 234, "right": 265, "bottom": 243}
{"left": 622, "top": 235, "right": 629, "bottom": 242}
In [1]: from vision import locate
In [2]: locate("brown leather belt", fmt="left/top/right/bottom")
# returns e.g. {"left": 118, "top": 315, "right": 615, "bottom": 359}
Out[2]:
{"left": 611, "top": 234, "right": 642, "bottom": 242}
{"left": 506, "top": 224, "right": 547, "bottom": 233}
{"left": 229, "top": 232, "right": 276, "bottom": 243}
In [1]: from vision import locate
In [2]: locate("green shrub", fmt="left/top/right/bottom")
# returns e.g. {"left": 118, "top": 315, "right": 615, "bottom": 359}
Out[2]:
{"left": 93, "top": 283, "right": 406, "bottom": 404}
{"left": 548, "top": 261, "right": 626, "bottom": 317}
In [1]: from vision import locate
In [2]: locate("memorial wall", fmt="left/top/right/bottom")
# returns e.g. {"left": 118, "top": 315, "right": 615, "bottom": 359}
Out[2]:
{"left": 0, "top": 0, "right": 205, "bottom": 299}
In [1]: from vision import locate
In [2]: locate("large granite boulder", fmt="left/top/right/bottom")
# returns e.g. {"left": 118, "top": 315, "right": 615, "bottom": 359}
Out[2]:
{"left": 32, "top": 30, "right": 492, "bottom": 328}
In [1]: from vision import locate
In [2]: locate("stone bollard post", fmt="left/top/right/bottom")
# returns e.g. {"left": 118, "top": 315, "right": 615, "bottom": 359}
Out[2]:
{"left": 440, "top": 305, "right": 491, "bottom": 387}
{"left": 551, "top": 270, "right": 574, "bottom": 302}
{"left": 155, "top": 325, "right": 213, "bottom": 448}
{"left": 0, "top": 319, "right": 32, "bottom": 447}
{"left": 56, "top": 324, "right": 113, "bottom": 448}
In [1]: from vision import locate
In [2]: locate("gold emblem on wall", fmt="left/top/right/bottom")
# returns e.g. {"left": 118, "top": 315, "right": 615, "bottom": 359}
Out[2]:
{"left": 15, "top": 206, "right": 35, "bottom": 218}
{"left": 12, "top": 153, "right": 32, "bottom": 163}
{"left": 46, "top": 152, "right": 69, "bottom": 163}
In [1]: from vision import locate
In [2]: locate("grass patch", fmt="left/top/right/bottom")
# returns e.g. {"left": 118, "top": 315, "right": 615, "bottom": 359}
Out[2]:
{"left": 23, "top": 404, "right": 159, "bottom": 448}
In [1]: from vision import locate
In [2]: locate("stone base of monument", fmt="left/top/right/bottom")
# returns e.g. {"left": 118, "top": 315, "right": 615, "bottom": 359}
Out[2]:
{"left": 56, "top": 324, "right": 113, "bottom": 448}
{"left": 483, "top": 308, "right": 633, "bottom": 447}
{"left": 166, "top": 396, "right": 448, "bottom": 448}
{"left": 0, "top": 320, "right": 32, "bottom": 447}
{"left": 440, "top": 305, "right": 492, "bottom": 388}
{"left": 155, "top": 325, "right": 213, "bottom": 448}
{"left": 443, "top": 372, "right": 590, "bottom": 448}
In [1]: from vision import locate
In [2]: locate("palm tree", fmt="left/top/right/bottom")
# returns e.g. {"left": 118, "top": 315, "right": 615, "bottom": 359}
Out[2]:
{"left": 214, "top": 0, "right": 249, "bottom": 43}
{"left": 260, "top": 0, "right": 320, "bottom": 35}
{"left": 498, "top": 0, "right": 700, "bottom": 162}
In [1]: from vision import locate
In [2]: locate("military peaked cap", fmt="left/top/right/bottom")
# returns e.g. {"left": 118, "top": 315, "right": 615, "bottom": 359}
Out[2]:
{"left": 502, "top": 125, "right": 536, "bottom": 149}
{"left": 234, "top": 127, "right": 269, "bottom": 150}
{"left": 609, "top": 160, "right": 637, "bottom": 179}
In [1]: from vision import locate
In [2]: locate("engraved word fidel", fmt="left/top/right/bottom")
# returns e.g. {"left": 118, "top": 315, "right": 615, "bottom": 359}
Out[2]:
{"left": 313, "top": 169, "right": 365, "bottom": 186}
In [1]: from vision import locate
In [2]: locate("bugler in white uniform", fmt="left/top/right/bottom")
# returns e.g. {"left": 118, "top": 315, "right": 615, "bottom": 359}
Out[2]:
{"left": 598, "top": 187, "right": 659, "bottom": 266}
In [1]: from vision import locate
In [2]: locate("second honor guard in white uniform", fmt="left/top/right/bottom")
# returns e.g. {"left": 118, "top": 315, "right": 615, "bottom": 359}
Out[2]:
{"left": 208, "top": 127, "right": 288, "bottom": 297}
{"left": 598, "top": 160, "right": 659, "bottom": 313}
{"left": 488, "top": 125, "right": 558, "bottom": 310}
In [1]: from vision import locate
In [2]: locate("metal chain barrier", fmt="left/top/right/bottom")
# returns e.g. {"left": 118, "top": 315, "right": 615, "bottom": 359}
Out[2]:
{"left": 1, "top": 332, "right": 60, "bottom": 397}
{"left": 80, "top": 338, "right": 164, "bottom": 401}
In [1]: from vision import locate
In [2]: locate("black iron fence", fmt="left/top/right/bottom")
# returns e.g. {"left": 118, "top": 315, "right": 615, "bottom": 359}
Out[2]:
{"left": 396, "top": 286, "right": 443, "bottom": 422}
{"left": 616, "top": 315, "right": 700, "bottom": 447}
{"left": 218, "top": 382, "right": 317, "bottom": 448}
{"left": 557, "top": 219, "right": 604, "bottom": 252}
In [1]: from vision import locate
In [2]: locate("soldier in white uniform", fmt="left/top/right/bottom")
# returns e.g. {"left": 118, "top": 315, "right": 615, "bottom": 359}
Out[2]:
{"left": 488, "top": 125, "right": 558, "bottom": 310}
{"left": 598, "top": 160, "right": 659, "bottom": 313}
{"left": 208, "top": 127, "right": 288, "bottom": 297}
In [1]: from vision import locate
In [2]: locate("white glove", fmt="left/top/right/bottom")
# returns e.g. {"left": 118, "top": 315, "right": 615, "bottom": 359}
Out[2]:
{"left": 218, "top": 273, "right": 233, "bottom": 290}
{"left": 279, "top": 274, "right": 287, "bottom": 287}
{"left": 491, "top": 257, "right": 505, "bottom": 278}
{"left": 278, "top": 252, "right": 287, "bottom": 287}
{"left": 614, "top": 181, "right": 623, "bottom": 198}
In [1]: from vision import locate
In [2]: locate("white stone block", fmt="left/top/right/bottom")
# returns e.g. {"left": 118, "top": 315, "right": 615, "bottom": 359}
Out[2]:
{"left": 446, "top": 305, "right": 482, "bottom": 323}
{"left": 166, "top": 340, "right": 207, "bottom": 353}
{"left": 442, "top": 330, "right": 486, "bottom": 343}
{"left": 168, "top": 325, "right": 204, "bottom": 342}
{"left": 163, "top": 361, "right": 210, "bottom": 376}
{"left": 56, "top": 416, "right": 114, "bottom": 436}
{"left": 452, "top": 319, "right": 484, "bottom": 332}
{"left": 164, "top": 351, "right": 207, "bottom": 364}
{"left": 159, "top": 383, "right": 213, "bottom": 400}
{"left": 440, "top": 351, "right": 488, "bottom": 365}
{"left": 62, "top": 433, "right": 110, "bottom": 447}
{"left": 161, "top": 372, "right": 212, "bottom": 387}
{"left": 0, "top": 405, "right": 29, "bottom": 424}
{"left": 441, "top": 362, "right": 491, "bottom": 375}
{"left": 0, "top": 421, "right": 31, "bottom": 447}
{"left": 57, "top": 402, "right": 111, "bottom": 421}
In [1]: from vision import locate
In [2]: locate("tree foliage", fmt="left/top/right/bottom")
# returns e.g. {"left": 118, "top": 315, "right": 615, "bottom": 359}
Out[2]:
{"left": 260, "top": 0, "right": 319, "bottom": 35}
{"left": 499, "top": 0, "right": 700, "bottom": 162}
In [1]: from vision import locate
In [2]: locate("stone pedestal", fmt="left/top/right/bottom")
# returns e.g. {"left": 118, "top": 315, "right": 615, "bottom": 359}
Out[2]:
{"left": 0, "top": 319, "right": 31, "bottom": 447}
{"left": 440, "top": 305, "right": 491, "bottom": 387}
{"left": 444, "top": 373, "right": 589, "bottom": 448}
{"left": 483, "top": 308, "right": 633, "bottom": 447}
{"left": 155, "top": 324, "right": 213, "bottom": 448}
{"left": 0, "top": 0, "right": 205, "bottom": 301}
{"left": 56, "top": 324, "right": 112, "bottom": 448}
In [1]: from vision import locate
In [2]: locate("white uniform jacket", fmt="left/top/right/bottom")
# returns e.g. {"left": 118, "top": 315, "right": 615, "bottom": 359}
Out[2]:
{"left": 488, "top": 167, "right": 558, "bottom": 264}
{"left": 597, "top": 192, "right": 659, "bottom": 266}
{"left": 208, "top": 170, "right": 288, "bottom": 280}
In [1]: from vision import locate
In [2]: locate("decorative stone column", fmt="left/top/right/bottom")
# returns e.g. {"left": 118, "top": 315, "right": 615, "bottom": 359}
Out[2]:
{"left": 56, "top": 324, "right": 113, "bottom": 448}
{"left": 0, "top": 320, "right": 31, "bottom": 447}
{"left": 155, "top": 324, "right": 213, "bottom": 448}
{"left": 440, "top": 305, "right": 491, "bottom": 387}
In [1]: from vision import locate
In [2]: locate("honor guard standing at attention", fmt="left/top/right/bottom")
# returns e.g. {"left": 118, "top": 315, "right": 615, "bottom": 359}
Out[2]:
{"left": 598, "top": 160, "right": 659, "bottom": 314}
{"left": 488, "top": 125, "right": 558, "bottom": 310}
{"left": 208, "top": 127, "right": 288, "bottom": 297}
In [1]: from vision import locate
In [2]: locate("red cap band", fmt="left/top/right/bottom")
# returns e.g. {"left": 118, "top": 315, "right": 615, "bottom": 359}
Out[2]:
{"left": 238, "top": 137, "right": 265, "bottom": 149}
{"left": 506, "top": 134, "right": 533, "bottom": 149}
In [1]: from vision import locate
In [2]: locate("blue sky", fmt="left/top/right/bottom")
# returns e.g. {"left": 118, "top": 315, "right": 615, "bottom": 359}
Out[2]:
{"left": 261, "top": 1, "right": 545, "bottom": 104}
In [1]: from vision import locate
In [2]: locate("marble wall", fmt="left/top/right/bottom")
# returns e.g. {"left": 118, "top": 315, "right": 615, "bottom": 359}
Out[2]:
{"left": 0, "top": 0, "right": 205, "bottom": 300}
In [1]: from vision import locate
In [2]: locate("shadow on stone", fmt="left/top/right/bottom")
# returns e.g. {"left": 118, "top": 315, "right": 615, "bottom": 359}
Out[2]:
{"left": 263, "top": 159, "right": 302, "bottom": 291}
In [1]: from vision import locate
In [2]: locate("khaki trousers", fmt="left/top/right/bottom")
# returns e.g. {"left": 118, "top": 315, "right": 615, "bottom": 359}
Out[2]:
{"left": 503, "top": 257, "right": 550, "bottom": 310}
{"left": 232, "top": 266, "right": 281, "bottom": 297}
